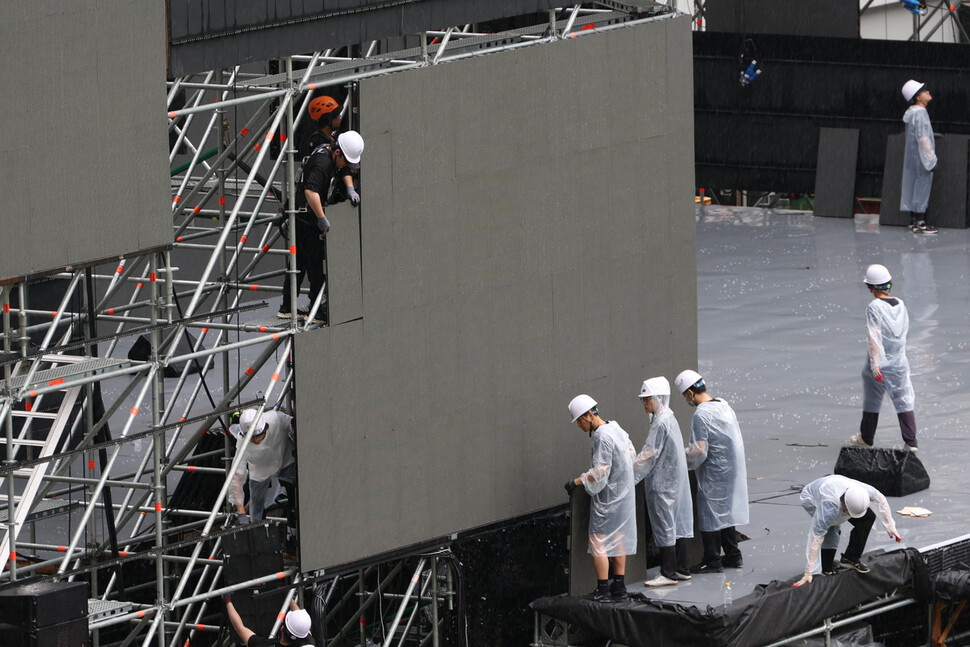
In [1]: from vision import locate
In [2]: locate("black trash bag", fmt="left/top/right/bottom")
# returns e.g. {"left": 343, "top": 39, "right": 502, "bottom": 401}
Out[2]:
{"left": 933, "top": 567, "right": 970, "bottom": 603}
{"left": 833, "top": 446, "right": 930, "bottom": 497}
{"left": 127, "top": 333, "right": 204, "bottom": 378}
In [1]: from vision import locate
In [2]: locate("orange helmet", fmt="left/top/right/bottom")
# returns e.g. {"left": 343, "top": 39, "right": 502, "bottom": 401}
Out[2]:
{"left": 308, "top": 96, "right": 340, "bottom": 121}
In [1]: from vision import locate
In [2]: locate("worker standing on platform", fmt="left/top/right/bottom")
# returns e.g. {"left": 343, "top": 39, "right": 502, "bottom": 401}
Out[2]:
{"left": 278, "top": 130, "right": 364, "bottom": 322}
{"left": 900, "top": 79, "right": 938, "bottom": 234}
{"left": 229, "top": 408, "right": 296, "bottom": 524}
{"left": 793, "top": 475, "right": 901, "bottom": 587}
{"left": 565, "top": 395, "right": 637, "bottom": 602}
{"left": 224, "top": 595, "right": 316, "bottom": 647}
{"left": 675, "top": 370, "right": 748, "bottom": 574}
{"left": 849, "top": 264, "right": 919, "bottom": 453}
{"left": 633, "top": 377, "right": 694, "bottom": 587}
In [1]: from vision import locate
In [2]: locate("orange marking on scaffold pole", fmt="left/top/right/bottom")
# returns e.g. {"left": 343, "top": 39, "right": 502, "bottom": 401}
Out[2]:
{"left": 254, "top": 144, "right": 262, "bottom": 152}
{"left": 277, "top": 612, "right": 285, "bottom": 621}
{"left": 202, "top": 327, "right": 208, "bottom": 333}
{"left": 265, "top": 132, "right": 274, "bottom": 141}
{"left": 309, "top": 83, "right": 317, "bottom": 90}
{"left": 259, "top": 326, "right": 267, "bottom": 333}
{"left": 177, "top": 236, "right": 183, "bottom": 242}
{"left": 272, "top": 334, "right": 279, "bottom": 340}
{"left": 219, "top": 196, "right": 226, "bottom": 206}
{"left": 581, "top": 23, "right": 594, "bottom": 30}
{"left": 130, "top": 407, "right": 139, "bottom": 416}
{"left": 202, "top": 428, "right": 208, "bottom": 435}
{"left": 289, "top": 245, "right": 297, "bottom": 255}
{"left": 137, "top": 283, "right": 144, "bottom": 289}
{"left": 9, "top": 552, "right": 16, "bottom": 562}
{"left": 49, "top": 378, "right": 64, "bottom": 386}
{"left": 197, "top": 624, "right": 205, "bottom": 631}
{"left": 24, "top": 402, "right": 32, "bottom": 412}
{"left": 2, "top": 304, "right": 8, "bottom": 313}
{"left": 185, "top": 641, "right": 191, "bottom": 647}
{"left": 119, "top": 551, "right": 129, "bottom": 556}
{"left": 51, "top": 311, "right": 57, "bottom": 318}
{"left": 155, "top": 503, "right": 162, "bottom": 512}
{"left": 174, "top": 195, "right": 182, "bottom": 204}
{"left": 138, "top": 611, "right": 146, "bottom": 618}
{"left": 116, "top": 265, "right": 124, "bottom": 274}
{"left": 277, "top": 572, "right": 285, "bottom": 579}
{"left": 245, "top": 367, "right": 254, "bottom": 376}
{"left": 280, "top": 133, "right": 287, "bottom": 143}
{"left": 150, "top": 273, "right": 157, "bottom": 282}
{"left": 88, "top": 460, "right": 95, "bottom": 470}
{"left": 240, "top": 235, "right": 248, "bottom": 244}
{"left": 29, "top": 390, "right": 37, "bottom": 397}
{"left": 169, "top": 111, "right": 177, "bottom": 119}
{"left": 262, "top": 244, "right": 270, "bottom": 253}
{"left": 249, "top": 284, "right": 257, "bottom": 291}
{"left": 240, "top": 127, "right": 250, "bottom": 136}
{"left": 193, "top": 206, "right": 200, "bottom": 214}
{"left": 180, "top": 417, "right": 187, "bottom": 422}
{"left": 272, "top": 372, "right": 280, "bottom": 382}
{"left": 188, "top": 466, "right": 196, "bottom": 473}
{"left": 58, "top": 545, "right": 66, "bottom": 552}
{"left": 107, "top": 308, "right": 115, "bottom": 315}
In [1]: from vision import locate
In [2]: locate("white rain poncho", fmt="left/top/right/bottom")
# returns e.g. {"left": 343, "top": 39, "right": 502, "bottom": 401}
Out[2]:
{"left": 686, "top": 399, "right": 749, "bottom": 532}
{"left": 633, "top": 398, "right": 693, "bottom": 548}
{"left": 900, "top": 105, "right": 937, "bottom": 213}
{"left": 580, "top": 420, "right": 637, "bottom": 557}
{"left": 863, "top": 297, "right": 914, "bottom": 413}
{"left": 799, "top": 475, "right": 897, "bottom": 575}
{"left": 228, "top": 410, "right": 295, "bottom": 505}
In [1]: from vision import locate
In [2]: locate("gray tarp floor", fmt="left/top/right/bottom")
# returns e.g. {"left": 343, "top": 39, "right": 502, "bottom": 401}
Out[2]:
{"left": 632, "top": 207, "right": 970, "bottom": 608}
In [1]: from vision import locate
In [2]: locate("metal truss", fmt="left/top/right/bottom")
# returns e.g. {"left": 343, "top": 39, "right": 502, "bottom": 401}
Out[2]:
{"left": 1, "top": 4, "right": 672, "bottom": 647}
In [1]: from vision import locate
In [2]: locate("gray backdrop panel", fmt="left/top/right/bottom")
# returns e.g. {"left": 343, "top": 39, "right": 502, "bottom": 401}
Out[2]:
{"left": 813, "top": 128, "right": 859, "bottom": 219}
{"left": 0, "top": 1, "right": 171, "bottom": 281}
{"left": 927, "top": 135, "right": 969, "bottom": 229}
{"left": 295, "top": 16, "right": 698, "bottom": 586}
{"left": 879, "top": 133, "right": 907, "bottom": 227}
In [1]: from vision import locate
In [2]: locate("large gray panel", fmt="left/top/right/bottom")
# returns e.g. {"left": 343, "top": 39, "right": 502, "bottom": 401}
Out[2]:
{"left": 879, "top": 134, "right": 907, "bottom": 227}
{"left": 296, "top": 16, "right": 698, "bottom": 577}
{"left": 0, "top": 1, "right": 171, "bottom": 281}
{"left": 813, "top": 128, "right": 860, "bottom": 219}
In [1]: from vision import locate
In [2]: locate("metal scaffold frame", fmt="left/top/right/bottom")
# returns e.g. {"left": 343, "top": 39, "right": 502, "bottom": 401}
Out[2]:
{"left": 0, "top": 3, "right": 671, "bottom": 646}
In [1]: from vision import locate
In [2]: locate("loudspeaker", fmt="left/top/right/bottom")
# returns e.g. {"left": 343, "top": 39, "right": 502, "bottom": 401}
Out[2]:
{"left": 834, "top": 446, "right": 930, "bottom": 496}
{"left": 0, "top": 618, "right": 89, "bottom": 647}
{"left": 222, "top": 524, "right": 285, "bottom": 585}
{"left": 0, "top": 580, "right": 87, "bottom": 631}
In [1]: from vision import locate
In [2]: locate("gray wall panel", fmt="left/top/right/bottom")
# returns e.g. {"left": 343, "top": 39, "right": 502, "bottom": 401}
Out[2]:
{"left": 0, "top": 1, "right": 171, "bottom": 281}
{"left": 296, "top": 16, "right": 698, "bottom": 577}
{"left": 327, "top": 202, "right": 363, "bottom": 324}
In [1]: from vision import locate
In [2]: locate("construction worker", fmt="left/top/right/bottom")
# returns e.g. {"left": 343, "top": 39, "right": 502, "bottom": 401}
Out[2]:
{"left": 850, "top": 264, "right": 918, "bottom": 452}
{"left": 675, "top": 370, "right": 748, "bottom": 574}
{"left": 900, "top": 80, "right": 938, "bottom": 234}
{"left": 300, "top": 95, "right": 360, "bottom": 206}
{"left": 229, "top": 408, "right": 296, "bottom": 523}
{"left": 224, "top": 595, "right": 315, "bottom": 647}
{"left": 278, "top": 130, "right": 364, "bottom": 322}
{"left": 634, "top": 377, "right": 693, "bottom": 587}
{"left": 565, "top": 395, "right": 637, "bottom": 602}
{"left": 793, "top": 475, "right": 901, "bottom": 587}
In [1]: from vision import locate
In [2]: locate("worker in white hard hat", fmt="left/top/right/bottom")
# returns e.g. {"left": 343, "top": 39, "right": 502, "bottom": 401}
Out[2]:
{"left": 849, "top": 265, "right": 919, "bottom": 452}
{"left": 224, "top": 593, "right": 316, "bottom": 647}
{"left": 229, "top": 408, "right": 296, "bottom": 523}
{"left": 565, "top": 394, "right": 637, "bottom": 602}
{"left": 279, "top": 130, "right": 365, "bottom": 322}
{"left": 900, "top": 79, "right": 938, "bottom": 234}
{"left": 792, "top": 475, "right": 901, "bottom": 587}
{"left": 674, "top": 370, "right": 748, "bottom": 574}
{"left": 633, "top": 377, "right": 694, "bottom": 587}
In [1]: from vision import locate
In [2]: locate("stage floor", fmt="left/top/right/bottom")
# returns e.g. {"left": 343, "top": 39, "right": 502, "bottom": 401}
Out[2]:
{"left": 630, "top": 207, "right": 970, "bottom": 609}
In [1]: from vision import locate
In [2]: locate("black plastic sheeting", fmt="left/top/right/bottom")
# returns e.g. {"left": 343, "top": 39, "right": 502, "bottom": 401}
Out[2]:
{"left": 933, "top": 567, "right": 970, "bottom": 604}
{"left": 530, "top": 548, "right": 930, "bottom": 647}
{"left": 693, "top": 32, "right": 970, "bottom": 195}
{"left": 834, "top": 446, "right": 930, "bottom": 497}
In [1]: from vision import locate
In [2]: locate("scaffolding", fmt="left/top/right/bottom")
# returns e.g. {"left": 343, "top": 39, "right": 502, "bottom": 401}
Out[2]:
{"left": 0, "top": 4, "right": 672, "bottom": 646}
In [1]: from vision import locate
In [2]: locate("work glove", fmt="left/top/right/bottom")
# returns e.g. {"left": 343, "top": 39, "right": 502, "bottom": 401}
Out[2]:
{"left": 564, "top": 480, "right": 578, "bottom": 496}
{"left": 237, "top": 513, "right": 250, "bottom": 525}
{"left": 871, "top": 365, "right": 883, "bottom": 382}
{"left": 346, "top": 186, "right": 361, "bottom": 207}
{"left": 316, "top": 215, "right": 331, "bottom": 234}
{"left": 222, "top": 593, "right": 233, "bottom": 605}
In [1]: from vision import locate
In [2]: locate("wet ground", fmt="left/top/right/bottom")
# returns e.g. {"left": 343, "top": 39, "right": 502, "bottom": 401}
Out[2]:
{"left": 633, "top": 207, "right": 970, "bottom": 607}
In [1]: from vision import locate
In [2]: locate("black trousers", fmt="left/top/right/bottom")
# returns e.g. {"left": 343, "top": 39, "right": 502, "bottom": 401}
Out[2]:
{"left": 281, "top": 219, "right": 326, "bottom": 312}
{"left": 660, "top": 538, "right": 692, "bottom": 578}
{"left": 844, "top": 509, "right": 876, "bottom": 560}
{"left": 701, "top": 527, "right": 741, "bottom": 565}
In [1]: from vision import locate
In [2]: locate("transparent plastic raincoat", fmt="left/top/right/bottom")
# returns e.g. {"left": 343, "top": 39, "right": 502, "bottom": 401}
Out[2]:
{"left": 863, "top": 297, "right": 914, "bottom": 413}
{"left": 229, "top": 410, "right": 295, "bottom": 506}
{"left": 686, "top": 399, "right": 749, "bottom": 532}
{"left": 633, "top": 396, "right": 693, "bottom": 547}
{"left": 900, "top": 105, "right": 937, "bottom": 213}
{"left": 799, "top": 475, "right": 897, "bottom": 575}
{"left": 581, "top": 420, "right": 638, "bottom": 557}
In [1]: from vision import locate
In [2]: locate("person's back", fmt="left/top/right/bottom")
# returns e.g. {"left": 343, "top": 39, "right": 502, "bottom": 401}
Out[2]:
{"left": 591, "top": 421, "right": 636, "bottom": 507}
{"left": 866, "top": 296, "right": 909, "bottom": 370}
{"left": 691, "top": 399, "right": 749, "bottom": 528}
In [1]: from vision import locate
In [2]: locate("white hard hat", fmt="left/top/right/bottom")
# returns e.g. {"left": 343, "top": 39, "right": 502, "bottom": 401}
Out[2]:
{"left": 863, "top": 264, "right": 892, "bottom": 286}
{"left": 638, "top": 377, "right": 671, "bottom": 399}
{"left": 239, "top": 408, "right": 266, "bottom": 436}
{"left": 901, "top": 79, "right": 925, "bottom": 103}
{"left": 337, "top": 130, "right": 364, "bottom": 164}
{"left": 284, "top": 609, "right": 312, "bottom": 639}
{"left": 674, "top": 370, "right": 704, "bottom": 395}
{"left": 843, "top": 486, "right": 870, "bottom": 518}
{"left": 568, "top": 394, "right": 597, "bottom": 423}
